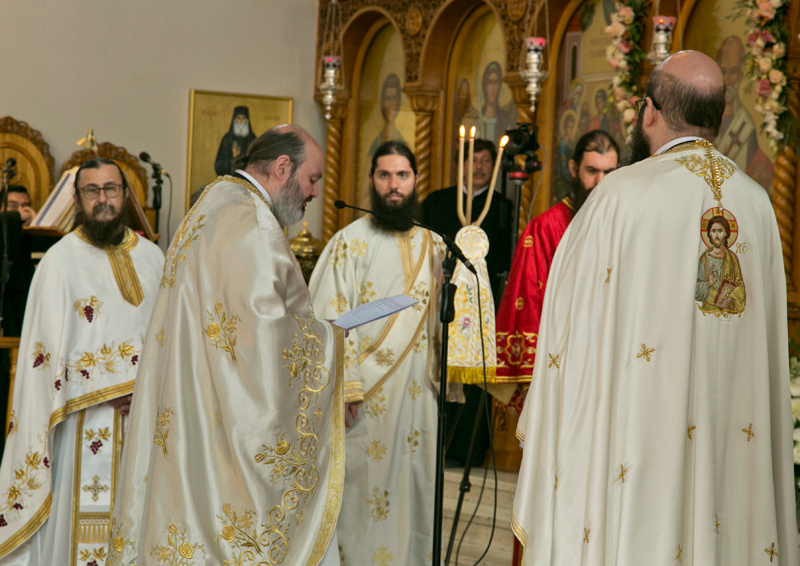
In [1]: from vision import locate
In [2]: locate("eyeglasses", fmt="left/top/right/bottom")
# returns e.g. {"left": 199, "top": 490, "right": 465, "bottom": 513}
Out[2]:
{"left": 634, "top": 95, "right": 661, "bottom": 116}
{"left": 78, "top": 183, "right": 124, "bottom": 200}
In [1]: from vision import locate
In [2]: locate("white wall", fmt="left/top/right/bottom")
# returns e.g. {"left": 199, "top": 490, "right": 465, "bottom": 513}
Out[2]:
{"left": 0, "top": 0, "right": 326, "bottom": 248}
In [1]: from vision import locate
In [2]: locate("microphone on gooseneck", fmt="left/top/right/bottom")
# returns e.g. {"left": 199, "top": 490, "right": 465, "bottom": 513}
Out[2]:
{"left": 334, "top": 200, "right": 476, "bottom": 275}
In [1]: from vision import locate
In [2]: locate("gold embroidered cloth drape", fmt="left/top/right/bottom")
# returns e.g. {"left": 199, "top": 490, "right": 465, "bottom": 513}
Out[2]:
{"left": 109, "top": 177, "right": 345, "bottom": 566}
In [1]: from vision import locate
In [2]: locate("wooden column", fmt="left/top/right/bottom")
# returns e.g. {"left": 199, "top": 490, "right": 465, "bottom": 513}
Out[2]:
{"left": 407, "top": 91, "right": 439, "bottom": 202}
{"left": 508, "top": 74, "right": 537, "bottom": 236}
{"left": 321, "top": 102, "right": 347, "bottom": 242}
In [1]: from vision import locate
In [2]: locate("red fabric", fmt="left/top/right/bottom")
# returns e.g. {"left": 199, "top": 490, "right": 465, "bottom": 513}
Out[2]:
{"left": 496, "top": 201, "right": 572, "bottom": 386}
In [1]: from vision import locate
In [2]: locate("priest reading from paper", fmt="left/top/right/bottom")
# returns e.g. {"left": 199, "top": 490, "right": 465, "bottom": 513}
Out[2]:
{"left": 512, "top": 51, "right": 798, "bottom": 565}
{"left": 110, "top": 126, "right": 346, "bottom": 566}
{"left": 310, "top": 141, "right": 454, "bottom": 565}
{"left": 0, "top": 158, "right": 164, "bottom": 564}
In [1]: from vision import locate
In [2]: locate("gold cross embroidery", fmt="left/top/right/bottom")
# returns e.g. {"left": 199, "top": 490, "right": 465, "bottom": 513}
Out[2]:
{"left": 618, "top": 465, "right": 627, "bottom": 483}
{"left": 687, "top": 425, "right": 696, "bottom": 439}
{"left": 637, "top": 344, "right": 654, "bottom": 362}
{"left": 764, "top": 542, "right": 778, "bottom": 562}
{"left": 715, "top": 515, "right": 719, "bottom": 534}
{"left": 548, "top": 354, "right": 560, "bottom": 369}
{"left": 156, "top": 329, "right": 166, "bottom": 346}
{"left": 676, "top": 544, "right": 682, "bottom": 562}
{"left": 83, "top": 475, "right": 110, "bottom": 502}
{"left": 605, "top": 268, "right": 611, "bottom": 284}
{"left": 554, "top": 475, "right": 558, "bottom": 490}
{"left": 742, "top": 423, "right": 754, "bottom": 442}
{"left": 583, "top": 528, "right": 590, "bottom": 543}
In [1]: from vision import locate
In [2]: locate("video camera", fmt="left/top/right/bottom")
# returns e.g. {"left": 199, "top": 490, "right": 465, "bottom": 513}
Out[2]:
{"left": 502, "top": 123, "right": 541, "bottom": 174}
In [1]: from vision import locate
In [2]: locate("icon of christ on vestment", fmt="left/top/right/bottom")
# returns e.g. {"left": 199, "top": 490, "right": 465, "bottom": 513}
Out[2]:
{"left": 695, "top": 208, "right": 746, "bottom": 317}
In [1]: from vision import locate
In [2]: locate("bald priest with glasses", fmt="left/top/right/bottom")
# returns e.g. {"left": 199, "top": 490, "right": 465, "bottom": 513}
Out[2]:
{"left": 0, "top": 158, "right": 163, "bottom": 564}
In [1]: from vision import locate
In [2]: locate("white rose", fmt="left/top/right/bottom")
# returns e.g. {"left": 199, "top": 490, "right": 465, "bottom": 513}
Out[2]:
{"left": 615, "top": 100, "right": 628, "bottom": 113}
{"left": 794, "top": 444, "right": 800, "bottom": 465}
{"left": 769, "top": 0, "right": 782, "bottom": 8}
{"left": 752, "top": 43, "right": 764, "bottom": 57}
{"left": 773, "top": 43, "right": 786, "bottom": 58}
{"left": 622, "top": 107, "right": 637, "bottom": 123}
{"left": 757, "top": 56, "right": 773, "bottom": 73}
{"left": 792, "top": 398, "right": 800, "bottom": 422}
{"left": 612, "top": 75, "right": 622, "bottom": 88}
{"left": 790, "top": 377, "right": 800, "bottom": 397}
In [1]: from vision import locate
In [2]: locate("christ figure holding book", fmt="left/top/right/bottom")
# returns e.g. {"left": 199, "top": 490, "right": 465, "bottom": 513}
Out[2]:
{"left": 696, "top": 214, "right": 746, "bottom": 315}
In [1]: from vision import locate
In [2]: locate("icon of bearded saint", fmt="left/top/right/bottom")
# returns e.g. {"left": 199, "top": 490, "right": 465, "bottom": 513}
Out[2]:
{"left": 695, "top": 210, "right": 746, "bottom": 316}
{"left": 214, "top": 106, "right": 257, "bottom": 176}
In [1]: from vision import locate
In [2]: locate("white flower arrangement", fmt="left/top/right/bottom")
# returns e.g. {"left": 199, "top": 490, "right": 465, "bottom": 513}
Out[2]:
{"left": 790, "top": 357, "right": 800, "bottom": 487}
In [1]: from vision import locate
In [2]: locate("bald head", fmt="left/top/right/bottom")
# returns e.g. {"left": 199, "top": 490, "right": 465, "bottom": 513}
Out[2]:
{"left": 646, "top": 50, "right": 726, "bottom": 140}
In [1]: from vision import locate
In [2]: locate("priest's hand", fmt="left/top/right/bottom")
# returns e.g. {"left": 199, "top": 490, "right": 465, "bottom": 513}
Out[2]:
{"left": 345, "top": 403, "right": 359, "bottom": 428}
{"left": 106, "top": 394, "right": 133, "bottom": 415}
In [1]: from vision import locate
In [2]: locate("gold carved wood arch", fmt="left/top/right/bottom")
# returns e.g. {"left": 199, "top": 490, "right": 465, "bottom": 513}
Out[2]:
{"left": 0, "top": 117, "right": 56, "bottom": 212}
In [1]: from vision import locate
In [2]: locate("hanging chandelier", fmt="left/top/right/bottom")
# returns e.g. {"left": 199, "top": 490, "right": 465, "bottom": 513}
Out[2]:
{"left": 318, "top": 0, "right": 344, "bottom": 120}
{"left": 521, "top": 0, "right": 551, "bottom": 117}
{"left": 647, "top": 15, "right": 677, "bottom": 65}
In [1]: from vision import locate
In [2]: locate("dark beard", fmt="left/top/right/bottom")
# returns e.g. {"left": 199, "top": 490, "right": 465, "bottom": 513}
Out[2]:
{"left": 626, "top": 119, "right": 652, "bottom": 165}
{"left": 75, "top": 202, "right": 127, "bottom": 248}
{"left": 566, "top": 174, "right": 590, "bottom": 214}
{"left": 369, "top": 185, "right": 420, "bottom": 233}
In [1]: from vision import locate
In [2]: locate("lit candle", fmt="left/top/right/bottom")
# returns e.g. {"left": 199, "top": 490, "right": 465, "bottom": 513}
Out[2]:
{"left": 457, "top": 125, "right": 467, "bottom": 226}
{"left": 474, "top": 135, "right": 508, "bottom": 227}
{"left": 466, "top": 126, "right": 476, "bottom": 223}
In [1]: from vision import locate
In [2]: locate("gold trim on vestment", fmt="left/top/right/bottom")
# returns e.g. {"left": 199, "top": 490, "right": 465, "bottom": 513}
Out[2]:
{"left": 75, "top": 227, "right": 144, "bottom": 306}
{"left": 516, "top": 427, "right": 525, "bottom": 443}
{"left": 221, "top": 175, "right": 273, "bottom": 212}
{"left": 306, "top": 325, "right": 346, "bottom": 564}
{"left": 446, "top": 365, "right": 497, "bottom": 384}
{"left": 511, "top": 509, "right": 528, "bottom": 565}
{"left": 344, "top": 380, "right": 365, "bottom": 403}
{"left": 69, "top": 409, "right": 86, "bottom": 566}
{"left": 0, "top": 494, "right": 52, "bottom": 557}
{"left": 48, "top": 380, "right": 135, "bottom": 433}
{"left": 364, "top": 300, "right": 431, "bottom": 402}
{"left": 357, "top": 231, "right": 432, "bottom": 365}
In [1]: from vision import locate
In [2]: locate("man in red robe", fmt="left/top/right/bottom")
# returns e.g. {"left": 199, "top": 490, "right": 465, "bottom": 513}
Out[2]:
{"left": 496, "top": 130, "right": 619, "bottom": 414}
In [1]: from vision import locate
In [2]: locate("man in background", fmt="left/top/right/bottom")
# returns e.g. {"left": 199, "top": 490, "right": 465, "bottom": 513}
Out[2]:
{"left": 0, "top": 186, "right": 36, "bottom": 227}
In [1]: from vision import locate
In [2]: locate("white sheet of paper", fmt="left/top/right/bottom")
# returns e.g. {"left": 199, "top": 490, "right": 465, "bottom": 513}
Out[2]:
{"left": 332, "top": 294, "right": 418, "bottom": 331}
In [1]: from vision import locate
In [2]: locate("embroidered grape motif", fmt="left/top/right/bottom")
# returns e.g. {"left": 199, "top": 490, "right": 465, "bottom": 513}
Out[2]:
{"left": 90, "top": 440, "right": 103, "bottom": 454}
{"left": 84, "top": 305, "right": 94, "bottom": 322}
{"left": 32, "top": 354, "right": 45, "bottom": 369}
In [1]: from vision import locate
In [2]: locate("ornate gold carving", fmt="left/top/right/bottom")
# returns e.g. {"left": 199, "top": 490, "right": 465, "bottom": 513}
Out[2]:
{"left": 408, "top": 92, "right": 438, "bottom": 202}
{"left": 203, "top": 302, "right": 241, "bottom": 363}
{"left": 74, "top": 296, "right": 103, "bottom": 323}
{"left": 322, "top": 103, "right": 346, "bottom": 242}
{"left": 151, "top": 523, "right": 205, "bottom": 565}
{"left": 405, "top": 4, "right": 423, "bottom": 35}
{"left": 162, "top": 214, "right": 206, "bottom": 288}
{"left": 0, "top": 116, "right": 56, "bottom": 194}
{"left": 773, "top": 143, "right": 796, "bottom": 289}
{"left": 367, "top": 439, "right": 387, "bottom": 462}
{"left": 61, "top": 142, "right": 149, "bottom": 207}
{"left": 153, "top": 407, "right": 174, "bottom": 457}
{"left": 506, "top": 0, "right": 527, "bottom": 21}
{"left": 366, "top": 487, "right": 390, "bottom": 522}
{"left": 637, "top": 344, "right": 654, "bottom": 362}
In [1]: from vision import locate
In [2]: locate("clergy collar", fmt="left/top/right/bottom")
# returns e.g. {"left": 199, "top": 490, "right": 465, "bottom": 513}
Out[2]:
{"left": 461, "top": 183, "right": 490, "bottom": 199}
{"left": 236, "top": 169, "right": 273, "bottom": 207}
{"left": 74, "top": 225, "right": 137, "bottom": 252}
{"left": 74, "top": 226, "right": 145, "bottom": 306}
{"left": 655, "top": 136, "right": 706, "bottom": 155}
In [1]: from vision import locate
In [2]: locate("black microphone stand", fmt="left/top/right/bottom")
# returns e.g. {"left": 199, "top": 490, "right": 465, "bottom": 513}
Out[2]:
{"left": 0, "top": 166, "right": 14, "bottom": 337}
{"left": 150, "top": 168, "right": 163, "bottom": 234}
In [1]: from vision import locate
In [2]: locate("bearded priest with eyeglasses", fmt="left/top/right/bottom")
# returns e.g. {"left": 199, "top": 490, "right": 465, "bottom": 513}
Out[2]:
{"left": 0, "top": 158, "right": 164, "bottom": 565}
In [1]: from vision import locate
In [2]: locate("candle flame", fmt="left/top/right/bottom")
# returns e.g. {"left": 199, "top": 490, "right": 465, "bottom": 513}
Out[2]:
{"left": 658, "top": 18, "right": 663, "bottom": 23}
{"left": 460, "top": 125, "right": 465, "bottom": 137}
{"left": 500, "top": 135, "right": 509, "bottom": 148}
{"left": 469, "top": 126, "right": 476, "bottom": 138}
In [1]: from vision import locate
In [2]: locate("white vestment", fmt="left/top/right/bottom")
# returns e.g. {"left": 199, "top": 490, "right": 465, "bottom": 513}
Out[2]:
{"left": 512, "top": 141, "right": 798, "bottom": 565}
{"left": 309, "top": 217, "right": 445, "bottom": 565}
{"left": 0, "top": 228, "right": 163, "bottom": 565}
{"left": 109, "top": 176, "right": 344, "bottom": 566}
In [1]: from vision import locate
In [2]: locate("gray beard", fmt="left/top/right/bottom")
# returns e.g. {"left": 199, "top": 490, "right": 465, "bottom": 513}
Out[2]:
{"left": 272, "top": 174, "right": 305, "bottom": 227}
{"left": 233, "top": 122, "right": 250, "bottom": 137}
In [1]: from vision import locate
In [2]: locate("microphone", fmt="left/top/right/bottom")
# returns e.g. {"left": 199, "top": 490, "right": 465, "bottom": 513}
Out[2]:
{"left": 139, "top": 152, "right": 170, "bottom": 177}
{"left": 3, "top": 158, "right": 15, "bottom": 171}
{"left": 334, "top": 200, "right": 476, "bottom": 274}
